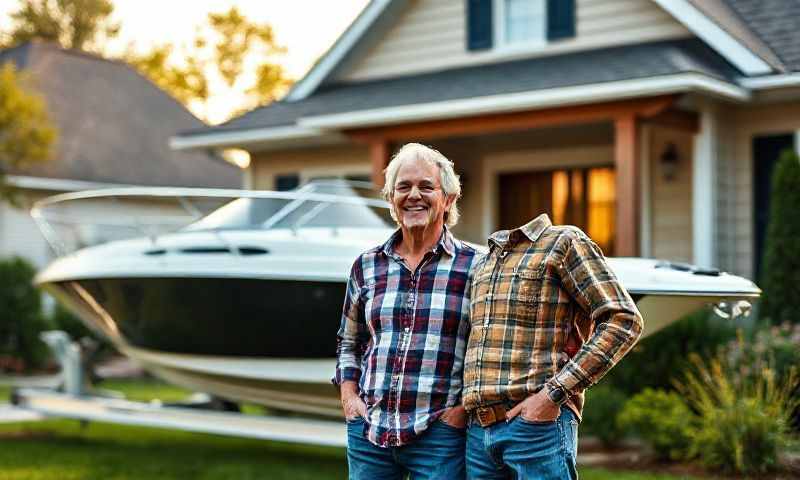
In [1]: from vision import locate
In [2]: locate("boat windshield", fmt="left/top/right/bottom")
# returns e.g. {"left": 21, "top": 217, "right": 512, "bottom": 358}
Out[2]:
{"left": 184, "top": 181, "right": 395, "bottom": 231}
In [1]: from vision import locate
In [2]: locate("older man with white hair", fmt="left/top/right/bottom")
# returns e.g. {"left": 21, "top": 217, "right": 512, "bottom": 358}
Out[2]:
{"left": 334, "top": 143, "right": 479, "bottom": 479}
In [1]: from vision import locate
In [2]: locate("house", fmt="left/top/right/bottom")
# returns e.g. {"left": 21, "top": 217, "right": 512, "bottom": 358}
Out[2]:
{"left": 171, "top": 0, "right": 800, "bottom": 281}
{"left": 0, "top": 41, "right": 241, "bottom": 268}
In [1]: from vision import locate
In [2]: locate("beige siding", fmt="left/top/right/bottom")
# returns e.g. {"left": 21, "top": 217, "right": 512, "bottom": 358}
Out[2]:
{"left": 250, "top": 145, "right": 371, "bottom": 190}
{"left": 337, "top": 0, "right": 690, "bottom": 82}
{"left": 648, "top": 126, "right": 693, "bottom": 263}
{"left": 715, "top": 103, "right": 738, "bottom": 276}
{"left": 0, "top": 201, "right": 51, "bottom": 268}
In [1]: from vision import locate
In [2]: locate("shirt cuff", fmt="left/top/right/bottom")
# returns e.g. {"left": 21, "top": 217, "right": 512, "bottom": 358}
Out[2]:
{"left": 549, "top": 360, "right": 592, "bottom": 394}
{"left": 332, "top": 367, "right": 361, "bottom": 386}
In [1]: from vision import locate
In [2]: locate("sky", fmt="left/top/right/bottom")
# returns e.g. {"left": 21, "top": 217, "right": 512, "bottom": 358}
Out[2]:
{"left": 0, "top": 0, "right": 370, "bottom": 122}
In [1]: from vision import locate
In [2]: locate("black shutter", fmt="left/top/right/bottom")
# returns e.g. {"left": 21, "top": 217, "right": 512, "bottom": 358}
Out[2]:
{"left": 547, "top": 0, "right": 575, "bottom": 41}
{"left": 467, "top": 0, "right": 493, "bottom": 51}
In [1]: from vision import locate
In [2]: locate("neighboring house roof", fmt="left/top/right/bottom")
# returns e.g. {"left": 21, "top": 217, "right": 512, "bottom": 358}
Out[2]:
{"left": 0, "top": 41, "right": 240, "bottom": 188}
{"left": 179, "top": 38, "right": 740, "bottom": 137}
{"left": 721, "top": 0, "right": 800, "bottom": 72}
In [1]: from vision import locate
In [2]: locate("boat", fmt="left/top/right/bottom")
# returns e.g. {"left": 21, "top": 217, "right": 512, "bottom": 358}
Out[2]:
{"left": 31, "top": 180, "right": 760, "bottom": 417}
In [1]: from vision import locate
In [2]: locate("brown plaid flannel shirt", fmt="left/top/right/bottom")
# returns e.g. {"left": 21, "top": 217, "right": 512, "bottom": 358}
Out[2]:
{"left": 462, "top": 214, "right": 643, "bottom": 420}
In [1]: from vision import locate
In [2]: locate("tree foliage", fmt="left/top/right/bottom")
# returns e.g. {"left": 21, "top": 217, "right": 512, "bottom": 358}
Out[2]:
{"left": 2, "top": 0, "right": 120, "bottom": 52}
{"left": 125, "top": 7, "right": 291, "bottom": 122}
{"left": 0, "top": 63, "right": 57, "bottom": 201}
{"left": 759, "top": 149, "right": 800, "bottom": 324}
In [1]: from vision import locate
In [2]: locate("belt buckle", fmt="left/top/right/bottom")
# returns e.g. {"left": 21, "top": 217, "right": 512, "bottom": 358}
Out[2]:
{"left": 475, "top": 404, "right": 505, "bottom": 427}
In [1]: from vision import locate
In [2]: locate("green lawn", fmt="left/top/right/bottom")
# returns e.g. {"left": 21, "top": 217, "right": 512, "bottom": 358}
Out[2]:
{"left": 0, "top": 419, "right": 699, "bottom": 480}
{"left": 0, "top": 379, "right": 701, "bottom": 479}
{"left": 0, "top": 384, "right": 10, "bottom": 403}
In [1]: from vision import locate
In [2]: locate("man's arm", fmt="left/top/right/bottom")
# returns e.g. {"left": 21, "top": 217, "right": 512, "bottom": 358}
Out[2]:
{"left": 334, "top": 259, "right": 369, "bottom": 419}
{"left": 548, "top": 228, "right": 644, "bottom": 394}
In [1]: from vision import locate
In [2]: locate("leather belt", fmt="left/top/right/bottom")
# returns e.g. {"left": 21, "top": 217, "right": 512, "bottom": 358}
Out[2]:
{"left": 469, "top": 402, "right": 513, "bottom": 428}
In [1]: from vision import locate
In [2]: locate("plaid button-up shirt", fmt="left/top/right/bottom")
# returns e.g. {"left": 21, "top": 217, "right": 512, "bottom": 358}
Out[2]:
{"left": 335, "top": 228, "right": 479, "bottom": 447}
{"left": 463, "top": 214, "right": 643, "bottom": 420}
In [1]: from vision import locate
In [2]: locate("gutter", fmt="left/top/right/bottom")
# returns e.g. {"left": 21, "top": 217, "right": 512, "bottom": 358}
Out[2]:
{"left": 739, "top": 73, "right": 800, "bottom": 89}
{"left": 169, "top": 73, "right": 749, "bottom": 150}
{"left": 299, "top": 73, "right": 750, "bottom": 130}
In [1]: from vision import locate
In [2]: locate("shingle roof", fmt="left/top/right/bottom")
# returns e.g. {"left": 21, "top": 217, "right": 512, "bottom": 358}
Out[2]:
{"left": 0, "top": 41, "right": 240, "bottom": 188}
{"left": 722, "top": 0, "right": 800, "bottom": 72}
{"left": 181, "top": 38, "right": 740, "bottom": 137}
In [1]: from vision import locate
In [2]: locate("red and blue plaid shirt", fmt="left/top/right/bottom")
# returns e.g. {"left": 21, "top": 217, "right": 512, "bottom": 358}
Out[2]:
{"left": 335, "top": 228, "right": 479, "bottom": 447}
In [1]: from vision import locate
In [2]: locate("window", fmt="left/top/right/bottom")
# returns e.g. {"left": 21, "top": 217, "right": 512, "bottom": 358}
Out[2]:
{"left": 499, "top": 166, "right": 616, "bottom": 255}
{"left": 496, "top": 0, "right": 547, "bottom": 47}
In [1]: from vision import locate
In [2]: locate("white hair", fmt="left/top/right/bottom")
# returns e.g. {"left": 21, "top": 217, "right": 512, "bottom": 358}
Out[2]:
{"left": 381, "top": 143, "right": 461, "bottom": 227}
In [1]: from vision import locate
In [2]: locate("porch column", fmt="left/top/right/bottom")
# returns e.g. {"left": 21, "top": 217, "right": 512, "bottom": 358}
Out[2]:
{"left": 369, "top": 140, "right": 391, "bottom": 188}
{"left": 614, "top": 115, "right": 640, "bottom": 257}
{"left": 692, "top": 106, "right": 717, "bottom": 268}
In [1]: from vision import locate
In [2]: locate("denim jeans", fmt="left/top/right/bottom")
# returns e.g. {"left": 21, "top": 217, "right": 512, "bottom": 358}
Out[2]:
{"left": 346, "top": 417, "right": 466, "bottom": 480}
{"left": 466, "top": 407, "right": 579, "bottom": 480}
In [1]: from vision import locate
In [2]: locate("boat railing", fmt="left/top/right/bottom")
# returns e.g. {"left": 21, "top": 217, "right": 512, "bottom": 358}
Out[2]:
{"left": 31, "top": 182, "right": 390, "bottom": 257}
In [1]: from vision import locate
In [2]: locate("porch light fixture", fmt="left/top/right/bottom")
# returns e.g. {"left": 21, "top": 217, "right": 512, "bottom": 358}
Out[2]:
{"left": 659, "top": 142, "right": 680, "bottom": 182}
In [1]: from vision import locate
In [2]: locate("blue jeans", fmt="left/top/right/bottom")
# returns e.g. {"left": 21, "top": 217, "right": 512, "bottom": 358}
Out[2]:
{"left": 466, "top": 407, "right": 579, "bottom": 480}
{"left": 346, "top": 417, "right": 466, "bottom": 479}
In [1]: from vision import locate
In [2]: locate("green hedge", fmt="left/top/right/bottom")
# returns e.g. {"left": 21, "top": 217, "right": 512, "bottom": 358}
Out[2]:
{"left": 0, "top": 256, "right": 52, "bottom": 370}
{"left": 759, "top": 149, "right": 800, "bottom": 325}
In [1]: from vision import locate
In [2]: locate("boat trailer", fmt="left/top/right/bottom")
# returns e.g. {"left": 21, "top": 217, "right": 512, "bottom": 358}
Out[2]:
{"left": 8, "top": 331, "right": 347, "bottom": 447}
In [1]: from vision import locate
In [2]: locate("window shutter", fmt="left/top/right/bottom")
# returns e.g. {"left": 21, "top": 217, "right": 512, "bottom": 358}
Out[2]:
{"left": 467, "top": 0, "right": 493, "bottom": 51}
{"left": 547, "top": 0, "right": 575, "bottom": 41}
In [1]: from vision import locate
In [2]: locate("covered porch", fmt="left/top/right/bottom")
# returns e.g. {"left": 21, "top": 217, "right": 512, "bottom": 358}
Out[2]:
{"left": 349, "top": 95, "right": 706, "bottom": 261}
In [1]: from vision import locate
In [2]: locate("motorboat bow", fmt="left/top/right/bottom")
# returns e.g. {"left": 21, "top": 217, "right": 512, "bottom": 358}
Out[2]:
{"left": 32, "top": 181, "right": 760, "bottom": 417}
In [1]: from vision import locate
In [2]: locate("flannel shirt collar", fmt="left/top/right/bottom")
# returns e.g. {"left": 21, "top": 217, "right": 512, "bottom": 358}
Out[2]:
{"left": 488, "top": 214, "right": 552, "bottom": 249}
{"left": 381, "top": 226, "right": 458, "bottom": 259}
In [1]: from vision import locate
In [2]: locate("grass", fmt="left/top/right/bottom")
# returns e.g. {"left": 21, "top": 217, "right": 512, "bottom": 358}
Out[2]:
{"left": 0, "top": 384, "right": 10, "bottom": 403}
{"left": 0, "top": 419, "right": 700, "bottom": 480}
{"left": 0, "top": 378, "right": 701, "bottom": 479}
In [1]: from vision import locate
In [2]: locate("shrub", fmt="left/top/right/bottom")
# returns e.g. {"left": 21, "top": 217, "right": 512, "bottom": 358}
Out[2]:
{"left": 603, "top": 309, "right": 737, "bottom": 395}
{"left": 0, "top": 256, "right": 52, "bottom": 370}
{"left": 677, "top": 353, "right": 799, "bottom": 475}
{"left": 617, "top": 388, "right": 693, "bottom": 460}
{"left": 760, "top": 149, "right": 800, "bottom": 325}
{"left": 581, "top": 384, "right": 628, "bottom": 447}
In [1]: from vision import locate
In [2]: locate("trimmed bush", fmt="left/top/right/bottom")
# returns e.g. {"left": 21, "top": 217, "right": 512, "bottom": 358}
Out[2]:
{"left": 760, "top": 149, "right": 800, "bottom": 325}
{"left": 581, "top": 384, "right": 629, "bottom": 447}
{"left": 617, "top": 388, "right": 693, "bottom": 460}
{"left": 0, "top": 256, "right": 52, "bottom": 370}
{"left": 603, "top": 309, "right": 737, "bottom": 395}
{"left": 677, "top": 353, "right": 798, "bottom": 475}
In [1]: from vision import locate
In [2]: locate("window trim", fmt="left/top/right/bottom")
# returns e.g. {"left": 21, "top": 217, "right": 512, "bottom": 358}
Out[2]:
{"left": 493, "top": 0, "right": 548, "bottom": 52}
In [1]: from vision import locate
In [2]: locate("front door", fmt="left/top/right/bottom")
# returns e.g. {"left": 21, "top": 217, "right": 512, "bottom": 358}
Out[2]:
{"left": 499, "top": 166, "right": 616, "bottom": 255}
{"left": 753, "top": 134, "right": 794, "bottom": 280}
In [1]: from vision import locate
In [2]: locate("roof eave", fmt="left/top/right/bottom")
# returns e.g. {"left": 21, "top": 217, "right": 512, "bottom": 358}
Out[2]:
{"left": 169, "top": 73, "right": 749, "bottom": 150}
{"left": 298, "top": 73, "right": 750, "bottom": 130}
{"left": 651, "top": 0, "right": 773, "bottom": 76}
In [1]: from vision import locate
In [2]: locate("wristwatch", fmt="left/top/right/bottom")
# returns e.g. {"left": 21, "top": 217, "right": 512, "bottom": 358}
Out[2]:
{"left": 545, "top": 382, "right": 569, "bottom": 406}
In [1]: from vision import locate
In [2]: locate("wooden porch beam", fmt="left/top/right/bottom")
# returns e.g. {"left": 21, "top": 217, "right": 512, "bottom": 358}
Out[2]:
{"left": 615, "top": 114, "right": 640, "bottom": 257}
{"left": 643, "top": 109, "right": 700, "bottom": 133}
{"left": 345, "top": 95, "right": 677, "bottom": 143}
{"left": 369, "top": 140, "right": 391, "bottom": 188}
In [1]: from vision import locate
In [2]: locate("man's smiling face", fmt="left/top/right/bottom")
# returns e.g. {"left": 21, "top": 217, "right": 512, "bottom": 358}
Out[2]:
{"left": 391, "top": 156, "right": 452, "bottom": 231}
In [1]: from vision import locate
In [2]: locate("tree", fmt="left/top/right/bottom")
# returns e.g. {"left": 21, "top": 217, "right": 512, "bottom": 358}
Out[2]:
{"left": 759, "top": 149, "right": 800, "bottom": 324}
{"left": 2, "top": 0, "right": 120, "bottom": 52}
{"left": 0, "top": 62, "right": 57, "bottom": 202}
{"left": 125, "top": 7, "right": 291, "bottom": 123}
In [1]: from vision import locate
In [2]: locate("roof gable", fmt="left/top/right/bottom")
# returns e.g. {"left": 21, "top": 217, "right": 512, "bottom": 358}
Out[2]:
{"left": 287, "top": 0, "right": 777, "bottom": 103}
